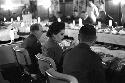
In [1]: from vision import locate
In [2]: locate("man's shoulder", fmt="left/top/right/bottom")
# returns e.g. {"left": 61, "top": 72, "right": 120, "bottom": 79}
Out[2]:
{"left": 21, "top": 34, "right": 37, "bottom": 47}
{"left": 26, "top": 34, "right": 37, "bottom": 41}
{"left": 65, "top": 45, "right": 89, "bottom": 57}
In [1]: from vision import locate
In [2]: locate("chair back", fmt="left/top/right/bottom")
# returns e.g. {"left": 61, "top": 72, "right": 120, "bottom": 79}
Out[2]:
{"left": 13, "top": 46, "right": 31, "bottom": 66}
{"left": 35, "top": 53, "right": 56, "bottom": 75}
{"left": 0, "top": 44, "right": 31, "bottom": 68}
{"left": 35, "top": 54, "right": 78, "bottom": 83}
{"left": 46, "top": 68, "right": 78, "bottom": 83}
{"left": 0, "top": 72, "right": 10, "bottom": 83}
{"left": 0, "top": 45, "right": 16, "bottom": 66}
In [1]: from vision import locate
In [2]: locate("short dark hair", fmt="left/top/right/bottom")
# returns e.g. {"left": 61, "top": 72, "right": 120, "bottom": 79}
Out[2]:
{"left": 101, "top": 0, "right": 104, "bottom": 4}
{"left": 89, "top": 0, "right": 94, "bottom": 3}
{"left": 30, "top": 23, "right": 40, "bottom": 32}
{"left": 79, "top": 24, "right": 96, "bottom": 42}
{"left": 47, "top": 22, "right": 65, "bottom": 37}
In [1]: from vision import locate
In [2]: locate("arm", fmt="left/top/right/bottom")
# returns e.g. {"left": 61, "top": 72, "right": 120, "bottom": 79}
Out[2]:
{"left": 94, "top": 6, "right": 99, "bottom": 18}
{"left": 42, "top": 46, "right": 56, "bottom": 62}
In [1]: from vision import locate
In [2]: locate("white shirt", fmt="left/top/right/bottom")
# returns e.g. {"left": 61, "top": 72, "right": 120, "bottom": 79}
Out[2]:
{"left": 87, "top": 4, "right": 99, "bottom": 23}
{"left": 121, "top": 4, "right": 125, "bottom": 24}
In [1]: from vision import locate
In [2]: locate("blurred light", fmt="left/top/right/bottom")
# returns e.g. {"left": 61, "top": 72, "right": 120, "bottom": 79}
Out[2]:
{"left": 17, "top": 16, "right": 20, "bottom": 22}
{"left": 58, "top": 18, "right": 61, "bottom": 22}
{"left": 121, "top": 0, "right": 125, "bottom": 5}
{"left": 112, "top": 0, "right": 121, "bottom": 5}
{"left": 1, "top": 0, "right": 23, "bottom": 10}
{"left": 4, "top": 17, "right": 6, "bottom": 21}
{"left": 37, "top": 0, "right": 51, "bottom": 9}
{"left": 37, "top": 17, "right": 41, "bottom": 23}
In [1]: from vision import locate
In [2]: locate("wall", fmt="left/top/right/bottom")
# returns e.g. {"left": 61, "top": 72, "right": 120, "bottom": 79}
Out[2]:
{"left": 0, "top": 0, "right": 122, "bottom": 23}
{"left": 60, "top": 2, "right": 73, "bottom": 16}
{"left": 37, "top": 5, "right": 48, "bottom": 19}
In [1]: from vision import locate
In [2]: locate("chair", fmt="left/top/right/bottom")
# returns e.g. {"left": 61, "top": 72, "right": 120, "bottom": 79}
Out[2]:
{"left": 35, "top": 53, "right": 57, "bottom": 75}
{"left": 46, "top": 68, "right": 78, "bottom": 83}
{"left": 0, "top": 72, "right": 10, "bottom": 83}
{"left": 13, "top": 46, "right": 31, "bottom": 66}
{"left": 0, "top": 44, "right": 33, "bottom": 82}
{"left": 35, "top": 54, "right": 78, "bottom": 83}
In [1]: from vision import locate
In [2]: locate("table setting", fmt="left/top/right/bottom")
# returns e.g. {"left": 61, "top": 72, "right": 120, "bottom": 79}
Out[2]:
{"left": 91, "top": 45, "right": 125, "bottom": 71}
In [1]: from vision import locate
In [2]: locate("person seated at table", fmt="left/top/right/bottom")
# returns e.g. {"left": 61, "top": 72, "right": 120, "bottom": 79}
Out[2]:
{"left": 97, "top": 11, "right": 116, "bottom": 27}
{"left": 49, "top": 14, "right": 57, "bottom": 22}
{"left": 70, "top": 10, "right": 80, "bottom": 24}
{"left": 65, "top": 16, "right": 72, "bottom": 24}
{"left": 22, "top": 4, "right": 30, "bottom": 15}
{"left": 49, "top": 12, "right": 66, "bottom": 22}
{"left": 56, "top": 11, "right": 66, "bottom": 22}
{"left": 63, "top": 24, "right": 106, "bottom": 83}
{"left": 95, "top": 0, "right": 105, "bottom": 12}
{"left": 42, "top": 22, "right": 65, "bottom": 73}
{"left": 80, "top": 11, "right": 93, "bottom": 25}
{"left": 21, "top": 23, "right": 44, "bottom": 75}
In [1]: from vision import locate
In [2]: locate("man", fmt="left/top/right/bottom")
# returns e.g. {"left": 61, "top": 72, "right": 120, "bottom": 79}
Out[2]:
{"left": 56, "top": 11, "right": 66, "bottom": 22}
{"left": 80, "top": 11, "right": 93, "bottom": 25}
{"left": 63, "top": 24, "right": 106, "bottom": 83}
{"left": 95, "top": 0, "right": 105, "bottom": 12}
{"left": 49, "top": 11, "right": 66, "bottom": 22}
{"left": 22, "top": 4, "right": 30, "bottom": 15}
{"left": 49, "top": 14, "right": 57, "bottom": 22}
{"left": 87, "top": 0, "right": 99, "bottom": 24}
{"left": 21, "top": 23, "right": 44, "bottom": 74}
{"left": 97, "top": 11, "right": 116, "bottom": 27}
{"left": 69, "top": 10, "right": 80, "bottom": 24}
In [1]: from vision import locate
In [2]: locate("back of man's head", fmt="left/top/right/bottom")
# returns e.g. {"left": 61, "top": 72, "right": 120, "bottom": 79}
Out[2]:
{"left": 79, "top": 24, "right": 96, "bottom": 43}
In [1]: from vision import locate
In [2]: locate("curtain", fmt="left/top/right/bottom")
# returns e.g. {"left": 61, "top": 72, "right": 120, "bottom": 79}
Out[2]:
{"left": 73, "top": 0, "right": 87, "bottom": 14}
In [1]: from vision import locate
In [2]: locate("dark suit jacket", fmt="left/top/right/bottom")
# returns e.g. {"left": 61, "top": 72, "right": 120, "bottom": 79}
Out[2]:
{"left": 97, "top": 15, "right": 116, "bottom": 27}
{"left": 42, "top": 38, "right": 63, "bottom": 72}
{"left": 70, "top": 15, "right": 79, "bottom": 24}
{"left": 21, "top": 34, "right": 42, "bottom": 73}
{"left": 49, "top": 15, "right": 57, "bottom": 22}
{"left": 49, "top": 15, "right": 66, "bottom": 22}
{"left": 82, "top": 16, "right": 93, "bottom": 25}
{"left": 63, "top": 43, "right": 106, "bottom": 83}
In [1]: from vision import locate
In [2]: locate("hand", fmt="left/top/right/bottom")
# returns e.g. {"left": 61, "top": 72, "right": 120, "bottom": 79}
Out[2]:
{"left": 102, "top": 57, "right": 114, "bottom": 62}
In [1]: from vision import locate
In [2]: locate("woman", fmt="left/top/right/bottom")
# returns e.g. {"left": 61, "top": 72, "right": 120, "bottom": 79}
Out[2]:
{"left": 42, "top": 22, "right": 65, "bottom": 72}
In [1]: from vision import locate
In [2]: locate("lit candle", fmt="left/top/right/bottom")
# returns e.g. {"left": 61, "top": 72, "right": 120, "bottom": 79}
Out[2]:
{"left": 17, "top": 16, "right": 20, "bottom": 22}
{"left": 73, "top": 20, "right": 75, "bottom": 26}
{"left": 21, "top": 22, "right": 25, "bottom": 27}
{"left": 4, "top": 17, "right": 6, "bottom": 22}
{"left": 58, "top": 18, "right": 61, "bottom": 22}
{"left": 79, "top": 18, "right": 82, "bottom": 27}
{"left": 98, "top": 21, "right": 101, "bottom": 28}
{"left": 11, "top": 18, "right": 13, "bottom": 22}
{"left": 109, "top": 20, "right": 112, "bottom": 26}
{"left": 38, "top": 17, "right": 41, "bottom": 23}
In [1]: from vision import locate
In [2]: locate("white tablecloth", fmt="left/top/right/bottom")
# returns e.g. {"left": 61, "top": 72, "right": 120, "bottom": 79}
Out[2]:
{"left": 97, "top": 33, "right": 125, "bottom": 46}
{"left": 65, "top": 28, "right": 125, "bottom": 46}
